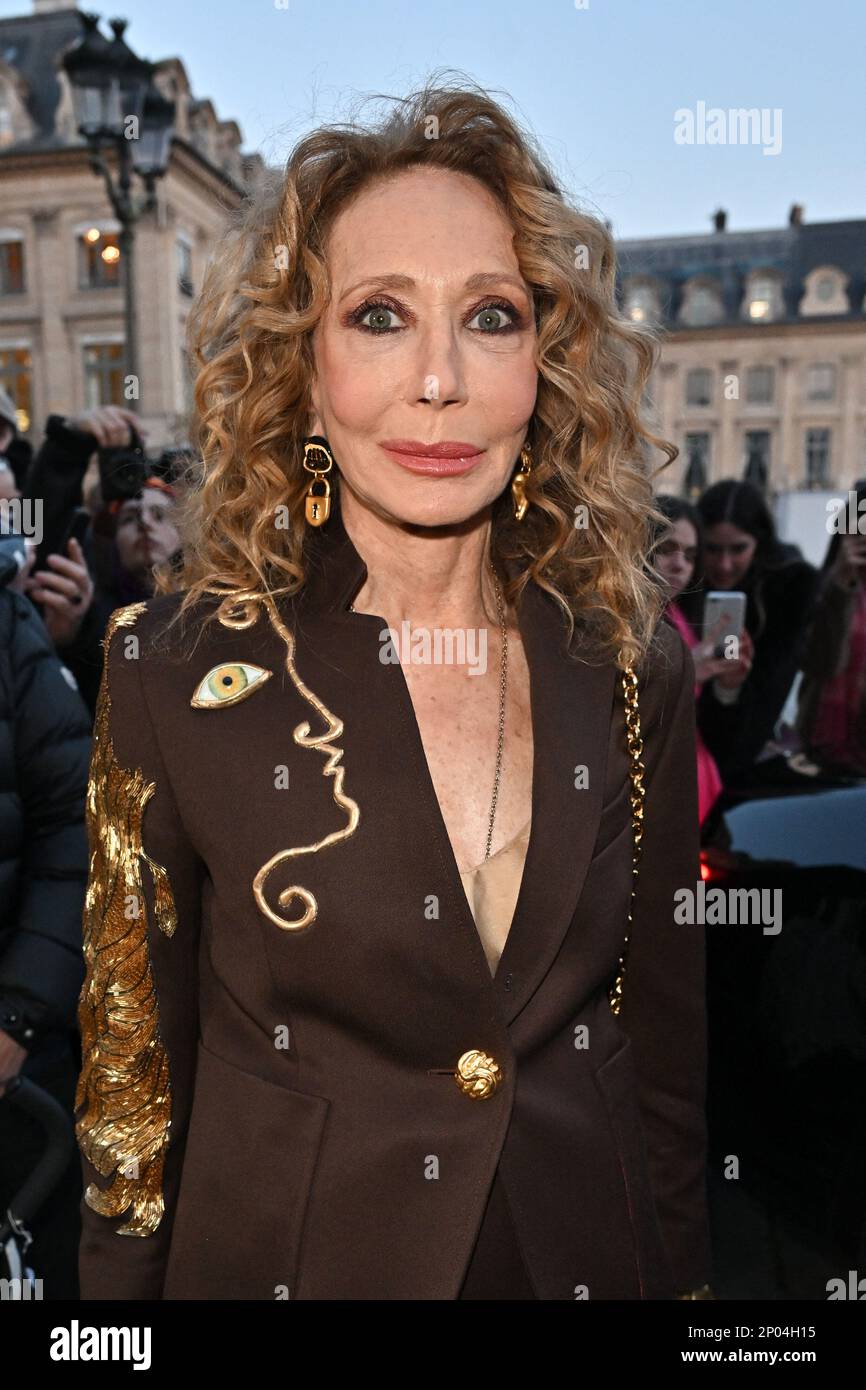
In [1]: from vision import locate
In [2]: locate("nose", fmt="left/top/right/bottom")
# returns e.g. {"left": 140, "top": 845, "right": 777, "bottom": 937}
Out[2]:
{"left": 412, "top": 316, "right": 467, "bottom": 407}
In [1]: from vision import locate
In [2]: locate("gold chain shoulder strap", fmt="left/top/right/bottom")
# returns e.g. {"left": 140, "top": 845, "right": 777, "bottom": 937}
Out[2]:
{"left": 608, "top": 665, "right": 646, "bottom": 1017}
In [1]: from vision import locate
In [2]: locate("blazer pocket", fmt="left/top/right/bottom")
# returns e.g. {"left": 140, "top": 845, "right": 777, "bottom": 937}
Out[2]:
{"left": 163, "top": 1040, "right": 330, "bottom": 1300}
{"left": 592, "top": 1035, "right": 673, "bottom": 1298}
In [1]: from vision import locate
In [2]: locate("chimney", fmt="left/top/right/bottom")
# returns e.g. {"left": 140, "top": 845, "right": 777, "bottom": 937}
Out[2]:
{"left": 33, "top": 0, "right": 75, "bottom": 11}
{"left": 789, "top": 203, "right": 804, "bottom": 226}
{"left": 713, "top": 208, "right": 727, "bottom": 233}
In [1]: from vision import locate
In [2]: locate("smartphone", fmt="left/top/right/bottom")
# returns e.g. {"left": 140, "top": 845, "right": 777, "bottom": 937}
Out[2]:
{"left": 58, "top": 507, "right": 91, "bottom": 553}
{"left": 702, "top": 591, "right": 747, "bottom": 658}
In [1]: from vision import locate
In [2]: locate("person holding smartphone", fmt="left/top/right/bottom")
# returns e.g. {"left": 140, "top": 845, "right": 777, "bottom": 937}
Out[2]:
{"left": 795, "top": 480, "right": 866, "bottom": 775}
{"left": 692, "top": 479, "right": 819, "bottom": 787}
{"left": 652, "top": 495, "right": 732, "bottom": 822}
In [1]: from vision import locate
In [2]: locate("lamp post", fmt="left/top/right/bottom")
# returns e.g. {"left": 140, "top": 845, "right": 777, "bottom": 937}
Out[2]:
{"left": 63, "top": 12, "right": 175, "bottom": 407}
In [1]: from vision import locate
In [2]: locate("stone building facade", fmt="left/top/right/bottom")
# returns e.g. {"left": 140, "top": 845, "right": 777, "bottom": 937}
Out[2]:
{"left": 616, "top": 205, "right": 866, "bottom": 497}
{"left": 0, "top": 2, "right": 268, "bottom": 447}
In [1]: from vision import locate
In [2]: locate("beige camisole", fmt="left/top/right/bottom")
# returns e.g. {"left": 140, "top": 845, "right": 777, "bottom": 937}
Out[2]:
{"left": 458, "top": 817, "right": 532, "bottom": 975}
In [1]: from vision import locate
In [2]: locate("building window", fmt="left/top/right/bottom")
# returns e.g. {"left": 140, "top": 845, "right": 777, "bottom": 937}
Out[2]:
{"left": 0, "top": 90, "right": 13, "bottom": 147}
{"left": 179, "top": 343, "right": 194, "bottom": 419}
{"left": 747, "top": 277, "right": 774, "bottom": 319}
{"left": 815, "top": 275, "right": 836, "bottom": 302}
{"left": 743, "top": 273, "right": 781, "bottom": 322}
{"left": 679, "top": 282, "right": 724, "bottom": 327}
{"left": 804, "top": 428, "right": 831, "bottom": 488}
{"left": 744, "top": 430, "right": 771, "bottom": 489}
{"left": 0, "top": 238, "right": 24, "bottom": 294}
{"left": 0, "top": 346, "right": 32, "bottom": 434}
{"left": 78, "top": 228, "right": 121, "bottom": 289}
{"left": 799, "top": 266, "right": 849, "bottom": 316}
{"left": 83, "top": 343, "right": 125, "bottom": 407}
{"left": 806, "top": 362, "right": 836, "bottom": 401}
{"left": 623, "top": 282, "right": 659, "bottom": 324}
{"left": 683, "top": 432, "right": 710, "bottom": 496}
{"left": 685, "top": 368, "right": 712, "bottom": 407}
{"left": 177, "top": 237, "right": 193, "bottom": 296}
{"left": 745, "top": 365, "right": 774, "bottom": 404}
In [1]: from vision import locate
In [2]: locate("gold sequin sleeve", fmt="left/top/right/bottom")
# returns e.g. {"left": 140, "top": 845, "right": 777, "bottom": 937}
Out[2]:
{"left": 75, "top": 602, "right": 204, "bottom": 1300}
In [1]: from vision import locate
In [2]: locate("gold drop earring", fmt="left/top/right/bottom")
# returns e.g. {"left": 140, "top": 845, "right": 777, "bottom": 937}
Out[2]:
{"left": 303, "top": 436, "right": 334, "bottom": 526}
{"left": 512, "top": 442, "right": 532, "bottom": 522}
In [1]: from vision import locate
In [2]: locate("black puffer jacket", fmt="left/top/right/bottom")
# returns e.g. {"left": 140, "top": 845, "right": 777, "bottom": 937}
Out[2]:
{"left": 0, "top": 589, "right": 91, "bottom": 1075}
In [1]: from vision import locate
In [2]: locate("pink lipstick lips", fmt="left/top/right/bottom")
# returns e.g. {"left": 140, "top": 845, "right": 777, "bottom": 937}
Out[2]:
{"left": 379, "top": 439, "right": 486, "bottom": 477}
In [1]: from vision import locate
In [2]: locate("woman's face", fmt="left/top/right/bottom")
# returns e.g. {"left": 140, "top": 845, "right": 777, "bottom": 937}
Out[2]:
{"left": 308, "top": 166, "right": 538, "bottom": 529}
{"left": 702, "top": 521, "right": 757, "bottom": 589}
{"left": 655, "top": 517, "right": 697, "bottom": 599}
{"left": 115, "top": 493, "right": 180, "bottom": 577}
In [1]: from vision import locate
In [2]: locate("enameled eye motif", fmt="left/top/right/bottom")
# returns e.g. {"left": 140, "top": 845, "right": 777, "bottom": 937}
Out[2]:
{"left": 191, "top": 662, "right": 273, "bottom": 709}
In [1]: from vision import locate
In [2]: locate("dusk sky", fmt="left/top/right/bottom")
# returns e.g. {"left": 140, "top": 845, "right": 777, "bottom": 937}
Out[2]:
{"left": 3, "top": 0, "right": 863, "bottom": 238}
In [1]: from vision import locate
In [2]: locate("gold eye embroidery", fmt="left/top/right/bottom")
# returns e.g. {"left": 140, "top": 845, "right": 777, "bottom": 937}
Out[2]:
{"left": 191, "top": 661, "right": 272, "bottom": 709}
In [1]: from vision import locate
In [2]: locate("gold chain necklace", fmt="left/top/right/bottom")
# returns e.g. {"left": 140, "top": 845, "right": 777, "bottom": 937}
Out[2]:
{"left": 350, "top": 561, "right": 508, "bottom": 865}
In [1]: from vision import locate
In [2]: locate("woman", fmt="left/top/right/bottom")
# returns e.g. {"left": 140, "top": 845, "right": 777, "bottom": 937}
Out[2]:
{"left": 796, "top": 480, "right": 866, "bottom": 775}
{"left": 652, "top": 496, "right": 726, "bottom": 823}
{"left": 27, "top": 476, "right": 182, "bottom": 719}
{"left": 75, "top": 80, "right": 712, "bottom": 1301}
{"left": 694, "top": 479, "right": 818, "bottom": 786}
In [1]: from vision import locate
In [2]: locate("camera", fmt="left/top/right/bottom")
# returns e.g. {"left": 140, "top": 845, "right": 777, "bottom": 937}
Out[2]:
{"left": 97, "top": 425, "right": 150, "bottom": 504}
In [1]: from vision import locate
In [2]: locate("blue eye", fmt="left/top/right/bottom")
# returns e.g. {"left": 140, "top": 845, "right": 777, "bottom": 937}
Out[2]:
{"left": 191, "top": 662, "right": 272, "bottom": 709}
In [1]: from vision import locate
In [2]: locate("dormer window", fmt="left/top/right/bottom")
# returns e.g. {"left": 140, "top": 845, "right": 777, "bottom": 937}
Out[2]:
{"left": 799, "top": 265, "right": 849, "bottom": 316}
{"left": 679, "top": 278, "right": 724, "bottom": 327}
{"left": 622, "top": 279, "right": 660, "bottom": 324}
{"left": 742, "top": 271, "right": 783, "bottom": 322}
{"left": 0, "top": 67, "right": 36, "bottom": 150}
{"left": 0, "top": 89, "right": 12, "bottom": 146}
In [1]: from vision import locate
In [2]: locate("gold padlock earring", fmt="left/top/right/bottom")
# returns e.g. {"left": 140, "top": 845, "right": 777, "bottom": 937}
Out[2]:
{"left": 512, "top": 442, "right": 532, "bottom": 522}
{"left": 303, "top": 436, "right": 334, "bottom": 526}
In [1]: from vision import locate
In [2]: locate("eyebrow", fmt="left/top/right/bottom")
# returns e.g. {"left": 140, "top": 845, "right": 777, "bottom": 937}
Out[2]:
{"left": 339, "top": 272, "right": 531, "bottom": 302}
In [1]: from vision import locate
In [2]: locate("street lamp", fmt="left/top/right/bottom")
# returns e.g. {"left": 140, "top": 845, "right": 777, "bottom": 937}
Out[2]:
{"left": 63, "top": 12, "right": 175, "bottom": 403}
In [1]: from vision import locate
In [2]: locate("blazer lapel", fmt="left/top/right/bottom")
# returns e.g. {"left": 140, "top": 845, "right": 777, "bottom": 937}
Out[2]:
{"left": 494, "top": 580, "right": 617, "bottom": 1027}
{"left": 288, "top": 500, "right": 618, "bottom": 1030}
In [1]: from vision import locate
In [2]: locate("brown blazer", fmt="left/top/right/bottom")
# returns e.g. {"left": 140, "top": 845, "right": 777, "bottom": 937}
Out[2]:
{"left": 76, "top": 503, "right": 712, "bottom": 1300}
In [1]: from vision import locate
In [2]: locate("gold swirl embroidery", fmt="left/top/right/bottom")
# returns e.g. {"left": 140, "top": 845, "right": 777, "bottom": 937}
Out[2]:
{"left": 74, "top": 601, "right": 178, "bottom": 1236}
{"left": 204, "top": 584, "right": 360, "bottom": 932}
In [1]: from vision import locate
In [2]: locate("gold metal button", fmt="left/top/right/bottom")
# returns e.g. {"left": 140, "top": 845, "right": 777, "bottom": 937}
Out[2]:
{"left": 454, "top": 1049, "right": 502, "bottom": 1099}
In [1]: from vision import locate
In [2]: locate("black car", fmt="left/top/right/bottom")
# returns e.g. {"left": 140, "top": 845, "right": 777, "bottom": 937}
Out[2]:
{"left": 700, "top": 768, "right": 866, "bottom": 1300}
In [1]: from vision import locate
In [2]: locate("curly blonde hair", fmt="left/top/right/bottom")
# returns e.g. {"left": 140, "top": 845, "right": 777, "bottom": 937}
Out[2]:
{"left": 157, "top": 72, "right": 676, "bottom": 671}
